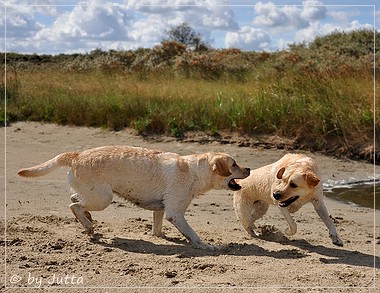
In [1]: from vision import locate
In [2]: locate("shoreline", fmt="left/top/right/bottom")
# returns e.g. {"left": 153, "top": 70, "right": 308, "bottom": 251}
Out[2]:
{"left": 323, "top": 177, "right": 379, "bottom": 210}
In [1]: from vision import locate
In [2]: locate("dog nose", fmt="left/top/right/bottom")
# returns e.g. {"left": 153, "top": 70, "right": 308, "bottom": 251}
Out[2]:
{"left": 244, "top": 167, "right": 250, "bottom": 173}
{"left": 273, "top": 192, "right": 282, "bottom": 200}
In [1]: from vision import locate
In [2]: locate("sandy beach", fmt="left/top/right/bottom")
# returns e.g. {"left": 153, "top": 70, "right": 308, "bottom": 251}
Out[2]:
{"left": 1, "top": 122, "right": 379, "bottom": 292}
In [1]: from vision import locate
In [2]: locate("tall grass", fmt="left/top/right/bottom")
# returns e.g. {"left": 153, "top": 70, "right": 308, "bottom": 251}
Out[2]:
{"left": 2, "top": 29, "right": 378, "bottom": 158}
{"left": 6, "top": 67, "right": 375, "bottom": 142}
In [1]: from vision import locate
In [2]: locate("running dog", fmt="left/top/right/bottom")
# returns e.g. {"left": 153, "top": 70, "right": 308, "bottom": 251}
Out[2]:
{"left": 18, "top": 145, "right": 250, "bottom": 250}
{"left": 233, "top": 153, "right": 343, "bottom": 246}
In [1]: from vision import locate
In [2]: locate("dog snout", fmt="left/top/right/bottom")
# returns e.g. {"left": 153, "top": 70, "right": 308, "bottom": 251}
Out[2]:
{"left": 244, "top": 167, "right": 250, "bottom": 174}
{"left": 273, "top": 192, "right": 282, "bottom": 200}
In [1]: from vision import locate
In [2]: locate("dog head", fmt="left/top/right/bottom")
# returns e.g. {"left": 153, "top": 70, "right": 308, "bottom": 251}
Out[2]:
{"left": 209, "top": 153, "right": 250, "bottom": 191}
{"left": 271, "top": 162, "right": 320, "bottom": 208}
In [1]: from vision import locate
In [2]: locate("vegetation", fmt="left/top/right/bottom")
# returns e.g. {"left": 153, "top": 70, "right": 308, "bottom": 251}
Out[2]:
{"left": 1, "top": 29, "right": 378, "bottom": 161}
{"left": 163, "top": 22, "right": 210, "bottom": 52}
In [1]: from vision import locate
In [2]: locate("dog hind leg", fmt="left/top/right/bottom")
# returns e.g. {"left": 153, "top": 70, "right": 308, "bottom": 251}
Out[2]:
{"left": 70, "top": 199, "right": 94, "bottom": 234}
{"left": 248, "top": 201, "right": 270, "bottom": 236}
{"left": 234, "top": 194, "right": 269, "bottom": 237}
{"left": 71, "top": 193, "right": 93, "bottom": 222}
{"left": 68, "top": 177, "right": 114, "bottom": 234}
{"left": 152, "top": 210, "right": 164, "bottom": 237}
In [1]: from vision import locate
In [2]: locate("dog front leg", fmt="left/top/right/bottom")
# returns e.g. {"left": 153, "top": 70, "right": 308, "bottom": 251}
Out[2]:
{"left": 278, "top": 207, "right": 297, "bottom": 236}
{"left": 312, "top": 199, "right": 343, "bottom": 246}
{"left": 165, "top": 212, "right": 217, "bottom": 250}
{"left": 152, "top": 210, "right": 164, "bottom": 237}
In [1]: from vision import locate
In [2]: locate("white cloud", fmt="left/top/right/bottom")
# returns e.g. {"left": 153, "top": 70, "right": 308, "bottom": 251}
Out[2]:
{"left": 300, "top": 0, "right": 326, "bottom": 21}
{"left": 249, "top": 0, "right": 373, "bottom": 50}
{"left": 225, "top": 26, "right": 270, "bottom": 51}
{"left": 253, "top": 0, "right": 326, "bottom": 31}
{"left": 35, "top": 3, "right": 130, "bottom": 41}
{"left": 27, "top": 1, "right": 133, "bottom": 53}
{"left": 124, "top": 0, "right": 238, "bottom": 49}
{"left": 349, "top": 20, "right": 373, "bottom": 30}
{"left": 1, "top": 5, "right": 46, "bottom": 38}
{"left": 126, "top": 0, "right": 197, "bottom": 12}
{"left": 327, "top": 10, "right": 360, "bottom": 23}
{"left": 129, "top": 14, "right": 167, "bottom": 47}
{"left": 127, "top": 0, "right": 238, "bottom": 30}
{"left": 253, "top": 2, "right": 290, "bottom": 27}
{"left": 294, "top": 20, "right": 373, "bottom": 44}
{"left": 1, "top": 0, "right": 375, "bottom": 54}
{"left": 21, "top": 0, "right": 237, "bottom": 53}
{"left": 294, "top": 21, "right": 331, "bottom": 43}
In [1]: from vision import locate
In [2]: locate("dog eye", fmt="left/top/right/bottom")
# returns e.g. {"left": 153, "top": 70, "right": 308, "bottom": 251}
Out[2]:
{"left": 232, "top": 162, "right": 237, "bottom": 168}
{"left": 290, "top": 181, "right": 298, "bottom": 188}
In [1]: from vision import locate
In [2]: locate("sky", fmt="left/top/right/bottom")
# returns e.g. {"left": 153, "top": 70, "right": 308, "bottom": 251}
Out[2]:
{"left": 1, "top": 0, "right": 378, "bottom": 55}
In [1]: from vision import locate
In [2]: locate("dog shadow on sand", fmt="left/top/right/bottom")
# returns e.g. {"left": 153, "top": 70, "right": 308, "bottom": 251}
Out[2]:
{"left": 90, "top": 225, "right": 378, "bottom": 269}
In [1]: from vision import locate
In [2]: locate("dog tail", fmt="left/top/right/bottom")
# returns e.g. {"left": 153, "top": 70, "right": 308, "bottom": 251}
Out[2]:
{"left": 18, "top": 152, "right": 79, "bottom": 178}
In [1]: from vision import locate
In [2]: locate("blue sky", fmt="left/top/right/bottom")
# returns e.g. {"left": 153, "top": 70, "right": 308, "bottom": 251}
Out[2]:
{"left": 1, "top": 0, "right": 378, "bottom": 55}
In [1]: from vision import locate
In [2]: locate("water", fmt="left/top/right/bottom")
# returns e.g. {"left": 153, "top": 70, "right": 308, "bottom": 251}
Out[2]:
{"left": 323, "top": 177, "right": 379, "bottom": 210}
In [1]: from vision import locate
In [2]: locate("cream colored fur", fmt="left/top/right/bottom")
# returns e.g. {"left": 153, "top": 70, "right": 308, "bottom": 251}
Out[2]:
{"left": 18, "top": 145, "right": 250, "bottom": 250}
{"left": 234, "top": 153, "right": 343, "bottom": 246}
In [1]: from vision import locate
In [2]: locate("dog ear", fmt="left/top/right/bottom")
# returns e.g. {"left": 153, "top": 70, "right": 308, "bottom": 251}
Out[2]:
{"left": 303, "top": 172, "right": 320, "bottom": 187}
{"left": 276, "top": 167, "right": 286, "bottom": 179}
{"left": 212, "top": 157, "right": 232, "bottom": 177}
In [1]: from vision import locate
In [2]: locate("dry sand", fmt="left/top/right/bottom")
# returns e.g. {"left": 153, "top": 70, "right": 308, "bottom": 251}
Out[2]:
{"left": 1, "top": 122, "right": 379, "bottom": 292}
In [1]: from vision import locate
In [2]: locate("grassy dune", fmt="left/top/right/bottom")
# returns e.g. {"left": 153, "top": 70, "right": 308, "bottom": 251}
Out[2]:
{"left": 2, "top": 29, "right": 378, "bottom": 161}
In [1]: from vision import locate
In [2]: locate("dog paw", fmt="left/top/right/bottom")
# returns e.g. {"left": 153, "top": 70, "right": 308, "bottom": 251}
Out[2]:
{"left": 331, "top": 234, "right": 343, "bottom": 247}
{"left": 254, "top": 225, "right": 278, "bottom": 237}
{"left": 84, "top": 225, "right": 94, "bottom": 235}
{"left": 193, "top": 242, "right": 220, "bottom": 251}
{"left": 152, "top": 230, "right": 164, "bottom": 238}
{"left": 284, "top": 227, "right": 296, "bottom": 236}
{"left": 253, "top": 229, "right": 263, "bottom": 237}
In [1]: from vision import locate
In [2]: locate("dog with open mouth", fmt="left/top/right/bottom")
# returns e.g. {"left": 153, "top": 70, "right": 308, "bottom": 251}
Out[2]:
{"left": 18, "top": 145, "right": 250, "bottom": 250}
{"left": 233, "top": 153, "right": 343, "bottom": 246}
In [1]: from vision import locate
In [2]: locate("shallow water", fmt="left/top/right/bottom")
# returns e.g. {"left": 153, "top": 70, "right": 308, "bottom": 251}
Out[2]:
{"left": 323, "top": 178, "right": 379, "bottom": 210}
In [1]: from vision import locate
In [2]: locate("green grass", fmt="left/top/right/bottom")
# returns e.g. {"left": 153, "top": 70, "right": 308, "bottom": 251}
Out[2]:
{"left": 5, "top": 68, "right": 375, "bottom": 144}
{"left": 1, "top": 29, "right": 378, "bottom": 158}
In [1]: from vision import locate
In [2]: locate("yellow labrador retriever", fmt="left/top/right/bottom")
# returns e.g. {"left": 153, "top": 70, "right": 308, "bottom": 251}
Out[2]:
{"left": 18, "top": 145, "right": 250, "bottom": 250}
{"left": 234, "top": 153, "right": 343, "bottom": 246}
